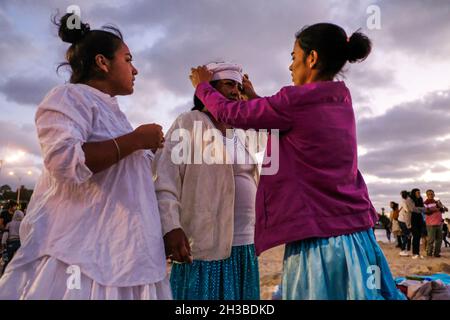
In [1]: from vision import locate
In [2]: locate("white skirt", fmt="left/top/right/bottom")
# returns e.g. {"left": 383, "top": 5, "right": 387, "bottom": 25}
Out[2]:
{"left": 0, "top": 256, "right": 172, "bottom": 300}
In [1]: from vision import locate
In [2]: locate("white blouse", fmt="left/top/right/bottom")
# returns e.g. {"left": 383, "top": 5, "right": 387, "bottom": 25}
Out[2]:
{"left": 12, "top": 83, "right": 167, "bottom": 286}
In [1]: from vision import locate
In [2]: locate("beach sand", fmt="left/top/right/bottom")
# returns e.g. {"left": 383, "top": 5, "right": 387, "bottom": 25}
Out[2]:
{"left": 258, "top": 233, "right": 450, "bottom": 300}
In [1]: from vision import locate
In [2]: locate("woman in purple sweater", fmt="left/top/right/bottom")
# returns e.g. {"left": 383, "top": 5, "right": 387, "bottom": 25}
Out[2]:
{"left": 189, "top": 23, "right": 405, "bottom": 300}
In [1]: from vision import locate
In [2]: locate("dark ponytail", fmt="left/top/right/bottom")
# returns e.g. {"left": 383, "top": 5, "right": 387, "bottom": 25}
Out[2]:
{"left": 295, "top": 23, "right": 372, "bottom": 78}
{"left": 347, "top": 31, "right": 372, "bottom": 63}
{"left": 57, "top": 13, "right": 91, "bottom": 44}
{"left": 53, "top": 13, "right": 124, "bottom": 83}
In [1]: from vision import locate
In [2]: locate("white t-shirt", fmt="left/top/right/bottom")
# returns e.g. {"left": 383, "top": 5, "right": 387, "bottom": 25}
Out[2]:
{"left": 223, "top": 133, "right": 256, "bottom": 246}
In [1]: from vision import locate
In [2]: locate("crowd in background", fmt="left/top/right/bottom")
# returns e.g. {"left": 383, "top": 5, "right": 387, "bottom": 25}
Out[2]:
{"left": 378, "top": 189, "right": 449, "bottom": 259}
{"left": 0, "top": 200, "right": 25, "bottom": 275}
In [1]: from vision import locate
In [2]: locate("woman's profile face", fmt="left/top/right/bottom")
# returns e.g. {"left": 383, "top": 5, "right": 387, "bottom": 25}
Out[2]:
{"left": 289, "top": 40, "right": 309, "bottom": 86}
{"left": 107, "top": 42, "right": 138, "bottom": 96}
{"left": 415, "top": 190, "right": 421, "bottom": 198}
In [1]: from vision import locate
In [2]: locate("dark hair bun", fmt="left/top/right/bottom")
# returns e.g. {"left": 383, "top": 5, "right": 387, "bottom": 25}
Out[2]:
{"left": 347, "top": 31, "right": 372, "bottom": 63}
{"left": 57, "top": 13, "right": 90, "bottom": 44}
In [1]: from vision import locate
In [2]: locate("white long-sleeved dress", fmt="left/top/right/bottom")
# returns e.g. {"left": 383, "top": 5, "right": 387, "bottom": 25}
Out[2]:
{"left": 0, "top": 83, "right": 171, "bottom": 300}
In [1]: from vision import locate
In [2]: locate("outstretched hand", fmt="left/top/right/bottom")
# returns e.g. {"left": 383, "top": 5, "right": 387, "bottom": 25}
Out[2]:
{"left": 189, "top": 65, "right": 213, "bottom": 88}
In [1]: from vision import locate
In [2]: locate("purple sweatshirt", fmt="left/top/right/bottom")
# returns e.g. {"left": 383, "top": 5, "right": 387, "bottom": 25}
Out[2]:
{"left": 195, "top": 81, "right": 378, "bottom": 255}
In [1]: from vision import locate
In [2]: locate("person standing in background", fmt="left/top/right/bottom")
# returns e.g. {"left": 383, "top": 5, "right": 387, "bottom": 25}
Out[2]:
{"left": 443, "top": 219, "right": 450, "bottom": 248}
{"left": 424, "top": 190, "right": 445, "bottom": 257}
{"left": 379, "top": 208, "right": 392, "bottom": 242}
{"left": 409, "top": 189, "right": 426, "bottom": 259}
{"left": 0, "top": 201, "right": 18, "bottom": 231}
{"left": 390, "top": 202, "right": 402, "bottom": 248}
{"left": 398, "top": 191, "right": 412, "bottom": 256}
{"left": 1, "top": 210, "right": 24, "bottom": 276}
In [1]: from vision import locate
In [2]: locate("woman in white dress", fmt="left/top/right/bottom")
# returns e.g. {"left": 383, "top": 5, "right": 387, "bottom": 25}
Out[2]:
{"left": 0, "top": 13, "right": 172, "bottom": 300}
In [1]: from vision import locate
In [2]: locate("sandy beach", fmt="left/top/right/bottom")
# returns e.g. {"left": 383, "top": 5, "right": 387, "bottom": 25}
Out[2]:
{"left": 258, "top": 229, "right": 450, "bottom": 299}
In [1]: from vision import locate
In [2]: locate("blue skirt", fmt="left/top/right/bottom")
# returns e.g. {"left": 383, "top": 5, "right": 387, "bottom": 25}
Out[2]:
{"left": 282, "top": 229, "right": 406, "bottom": 300}
{"left": 170, "top": 244, "right": 260, "bottom": 300}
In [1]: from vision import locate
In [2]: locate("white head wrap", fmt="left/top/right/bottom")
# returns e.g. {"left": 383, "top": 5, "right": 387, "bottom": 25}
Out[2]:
{"left": 13, "top": 210, "right": 24, "bottom": 221}
{"left": 206, "top": 62, "right": 243, "bottom": 85}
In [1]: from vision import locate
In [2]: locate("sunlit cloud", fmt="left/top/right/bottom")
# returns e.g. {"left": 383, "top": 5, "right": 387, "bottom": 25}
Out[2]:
{"left": 363, "top": 174, "right": 416, "bottom": 185}
{"left": 4, "top": 149, "right": 26, "bottom": 164}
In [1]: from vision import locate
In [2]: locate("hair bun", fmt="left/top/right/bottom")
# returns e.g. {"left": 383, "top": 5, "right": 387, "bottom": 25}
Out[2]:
{"left": 57, "top": 13, "right": 90, "bottom": 44}
{"left": 347, "top": 31, "right": 372, "bottom": 63}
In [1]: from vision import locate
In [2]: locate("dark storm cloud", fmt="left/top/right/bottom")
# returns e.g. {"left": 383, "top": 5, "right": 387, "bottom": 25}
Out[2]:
{"left": 0, "top": 76, "right": 58, "bottom": 106}
{"left": 375, "top": 0, "right": 450, "bottom": 58}
{"left": 88, "top": 0, "right": 339, "bottom": 96}
{"left": 357, "top": 89, "right": 450, "bottom": 147}
{"left": 356, "top": 89, "right": 450, "bottom": 206}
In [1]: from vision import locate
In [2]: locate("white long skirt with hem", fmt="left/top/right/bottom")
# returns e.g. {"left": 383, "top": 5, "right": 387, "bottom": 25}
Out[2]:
{"left": 0, "top": 256, "right": 172, "bottom": 300}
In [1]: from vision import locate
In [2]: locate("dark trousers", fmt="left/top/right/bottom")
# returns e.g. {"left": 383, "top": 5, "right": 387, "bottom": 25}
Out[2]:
{"left": 426, "top": 225, "right": 443, "bottom": 256}
{"left": 1, "top": 239, "right": 20, "bottom": 276}
{"left": 411, "top": 212, "right": 424, "bottom": 255}
{"left": 444, "top": 231, "right": 450, "bottom": 247}
{"left": 396, "top": 235, "right": 403, "bottom": 248}
{"left": 398, "top": 221, "right": 411, "bottom": 251}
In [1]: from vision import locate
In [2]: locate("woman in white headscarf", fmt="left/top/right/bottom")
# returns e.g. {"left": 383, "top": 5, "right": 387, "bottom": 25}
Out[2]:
{"left": 154, "top": 62, "right": 262, "bottom": 300}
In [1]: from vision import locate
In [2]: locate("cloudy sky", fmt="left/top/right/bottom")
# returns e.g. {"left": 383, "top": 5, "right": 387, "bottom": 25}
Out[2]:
{"left": 1, "top": 0, "right": 450, "bottom": 211}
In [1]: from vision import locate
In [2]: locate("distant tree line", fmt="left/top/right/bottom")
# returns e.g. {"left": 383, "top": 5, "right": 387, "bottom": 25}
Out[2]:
{"left": 0, "top": 184, "right": 33, "bottom": 208}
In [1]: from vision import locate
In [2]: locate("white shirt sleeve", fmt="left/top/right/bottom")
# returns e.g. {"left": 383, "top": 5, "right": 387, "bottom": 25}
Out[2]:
{"left": 152, "top": 116, "right": 188, "bottom": 235}
{"left": 35, "top": 85, "right": 94, "bottom": 185}
{"left": 407, "top": 197, "right": 424, "bottom": 213}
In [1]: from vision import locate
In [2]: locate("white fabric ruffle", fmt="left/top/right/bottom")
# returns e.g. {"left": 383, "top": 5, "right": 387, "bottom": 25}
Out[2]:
{"left": 0, "top": 256, "right": 172, "bottom": 300}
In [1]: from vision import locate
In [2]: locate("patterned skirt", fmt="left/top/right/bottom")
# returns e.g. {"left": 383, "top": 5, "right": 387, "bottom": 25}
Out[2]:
{"left": 170, "top": 244, "right": 260, "bottom": 300}
{"left": 282, "top": 228, "right": 406, "bottom": 300}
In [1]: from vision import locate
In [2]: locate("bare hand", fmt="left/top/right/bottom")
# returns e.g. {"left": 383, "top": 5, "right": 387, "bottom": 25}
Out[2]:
{"left": 189, "top": 65, "right": 213, "bottom": 88}
{"left": 133, "top": 123, "right": 165, "bottom": 150}
{"left": 163, "top": 228, "right": 193, "bottom": 263}
{"left": 240, "top": 74, "right": 259, "bottom": 100}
